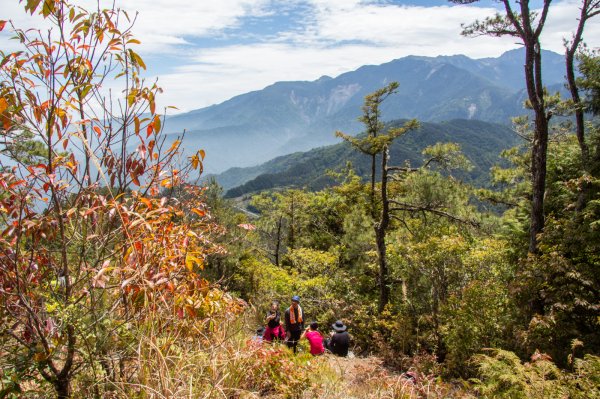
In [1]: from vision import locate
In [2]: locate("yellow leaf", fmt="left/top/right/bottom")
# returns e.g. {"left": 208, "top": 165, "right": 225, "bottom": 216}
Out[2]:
{"left": 167, "top": 140, "right": 180, "bottom": 154}
{"left": 185, "top": 254, "right": 203, "bottom": 271}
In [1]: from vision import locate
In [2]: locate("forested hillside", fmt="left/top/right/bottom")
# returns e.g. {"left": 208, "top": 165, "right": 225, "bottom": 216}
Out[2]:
{"left": 1, "top": 1, "right": 599, "bottom": 399}
{"left": 220, "top": 119, "right": 519, "bottom": 196}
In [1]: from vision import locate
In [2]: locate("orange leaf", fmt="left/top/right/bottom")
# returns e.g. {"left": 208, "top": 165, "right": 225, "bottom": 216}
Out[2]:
{"left": 1, "top": 115, "right": 11, "bottom": 131}
{"left": 140, "top": 197, "right": 152, "bottom": 209}
{"left": 93, "top": 126, "right": 101, "bottom": 137}
{"left": 191, "top": 208, "right": 205, "bottom": 217}
{"left": 185, "top": 305, "right": 196, "bottom": 318}
{"left": 0, "top": 21, "right": 6, "bottom": 32}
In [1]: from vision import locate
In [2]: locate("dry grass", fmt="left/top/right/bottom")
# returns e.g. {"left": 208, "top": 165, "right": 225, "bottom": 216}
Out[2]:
{"left": 297, "top": 355, "right": 471, "bottom": 399}
{"left": 55, "top": 312, "right": 472, "bottom": 399}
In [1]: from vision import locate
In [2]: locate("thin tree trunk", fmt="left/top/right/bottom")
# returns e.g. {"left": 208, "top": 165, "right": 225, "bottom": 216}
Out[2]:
{"left": 376, "top": 147, "right": 391, "bottom": 313}
{"left": 529, "top": 112, "right": 549, "bottom": 254}
{"left": 289, "top": 194, "right": 295, "bottom": 250}
{"left": 274, "top": 215, "right": 283, "bottom": 267}
{"left": 370, "top": 153, "right": 376, "bottom": 217}
{"left": 567, "top": 49, "right": 589, "bottom": 164}
{"left": 53, "top": 377, "right": 71, "bottom": 399}
{"left": 565, "top": 0, "right": 597, "bottom": 210}
{"left": 523, "top": 34, "right": 549, "bottom": 254}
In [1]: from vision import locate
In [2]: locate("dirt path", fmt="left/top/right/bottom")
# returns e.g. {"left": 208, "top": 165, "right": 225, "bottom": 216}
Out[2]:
{"left": 298, "top": 354, "right": 427, "bottom": 399}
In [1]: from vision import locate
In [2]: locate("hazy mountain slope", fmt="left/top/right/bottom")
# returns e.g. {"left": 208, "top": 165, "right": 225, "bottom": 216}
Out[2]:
{"left": 220, "top": 119, "right": 520, "bottom": 197}
{"left": 162, "top": 49, "right": 564, "bottom": 174}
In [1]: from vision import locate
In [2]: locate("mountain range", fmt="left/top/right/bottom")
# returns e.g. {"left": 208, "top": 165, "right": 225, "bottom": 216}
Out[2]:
{"left": 164, "top": 48, "right": 565, "bottom": 177}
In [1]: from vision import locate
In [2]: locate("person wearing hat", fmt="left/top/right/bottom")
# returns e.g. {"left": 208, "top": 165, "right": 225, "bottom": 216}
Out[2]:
{"left": 324, "top": 320, "right": 350, "bottom": 357}
{"left": 284, "top": 295, "right": 304, "bottom": 353}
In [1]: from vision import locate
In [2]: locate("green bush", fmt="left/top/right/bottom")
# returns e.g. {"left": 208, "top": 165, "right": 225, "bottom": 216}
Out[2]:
{"left": 442, "top": 280, "right": 514, "bottom": 376}
{"left": 473, "top": 349, "right": 600, "bottom": 399}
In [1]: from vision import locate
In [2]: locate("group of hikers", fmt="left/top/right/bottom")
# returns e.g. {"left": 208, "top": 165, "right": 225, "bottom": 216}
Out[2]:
{"left": 256, "top": 296, "right": 350, "bottom": 357}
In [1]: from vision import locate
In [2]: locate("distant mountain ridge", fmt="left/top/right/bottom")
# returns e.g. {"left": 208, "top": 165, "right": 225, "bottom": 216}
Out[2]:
{"left": 164, "top": 48, "right": 565, "bottom": 174}
{"left": 218, "top": 119, "right": 520, "bottom": 197}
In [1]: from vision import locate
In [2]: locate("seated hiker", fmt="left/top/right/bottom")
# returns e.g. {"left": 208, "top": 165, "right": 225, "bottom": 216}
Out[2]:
{"left": 301, "top": 321, "right": 324, "bottom": 356}
{"left": 284, "top": 295, "right": 304, "bottom": 353}
{"left": 324, "top": 320, "right": 350, "bottom": 357}
{"left": 253, "top": 327, "right": 265, "bottom": 343}
{"left": 263, "top": 300, "right": 285, "bottom": 342}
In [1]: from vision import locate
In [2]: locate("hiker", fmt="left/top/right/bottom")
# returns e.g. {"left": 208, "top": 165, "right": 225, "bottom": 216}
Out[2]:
{"left": 324, "top": 320, "right": 350, "bottom": 357}
{"left": 263, "top": 300, "right": 285, "bottom": 342}
{"left": 253, "top": 327, "right": 265, "bottom": 343}
{"left": 284, "top": 295, "right": 304, "bottom": 353}
{"left": 301, "top": 321, "right": 324, "bottom": 356}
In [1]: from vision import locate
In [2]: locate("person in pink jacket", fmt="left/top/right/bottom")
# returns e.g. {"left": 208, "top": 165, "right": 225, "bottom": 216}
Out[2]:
{"left": 301, "top": 322, "right": 325, "bottom": 356}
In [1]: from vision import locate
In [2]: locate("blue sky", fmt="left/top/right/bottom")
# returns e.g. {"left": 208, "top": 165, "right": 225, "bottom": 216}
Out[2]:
{"left": 3, "top": 0, "right": 599, "bottom": 112}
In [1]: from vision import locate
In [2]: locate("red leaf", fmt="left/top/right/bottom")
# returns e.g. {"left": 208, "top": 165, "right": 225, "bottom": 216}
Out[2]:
{"left": 131, "top": 175, "right": 140, "bottom": 186}
{"left": 0, "top": 21, "right": 6, "bottom": 32}
{"left": 146, "top": 123, "right": 153, "bottom": 137}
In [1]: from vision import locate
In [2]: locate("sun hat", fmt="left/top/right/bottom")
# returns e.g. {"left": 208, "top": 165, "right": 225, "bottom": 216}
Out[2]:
{"left": 332, "top": 320, "right": 347, "bottom": 332}
{"left": 291, "top": 295, "right": 300, "bottom": 303}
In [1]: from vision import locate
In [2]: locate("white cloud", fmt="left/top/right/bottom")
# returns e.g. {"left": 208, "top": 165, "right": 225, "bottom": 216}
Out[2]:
{"left": 542, "top": 0, "right": 600, "bottom": 50}
{"left": 150, "top": 2, "right": 523, "bottom": 112}
{"left": 2, "top": 0, "right": 599, "bottom": 114}
{"left": 120, "top": 0, "right": 273, "bottom": 53}
{"left": 150, "top": 0, "right": 600, "bottom": 112}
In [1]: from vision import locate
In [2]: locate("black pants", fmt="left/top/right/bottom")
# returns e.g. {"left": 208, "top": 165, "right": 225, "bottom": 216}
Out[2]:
{"left": 286, "top": 330, "right": 301, "bottom": 353}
